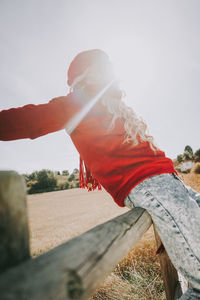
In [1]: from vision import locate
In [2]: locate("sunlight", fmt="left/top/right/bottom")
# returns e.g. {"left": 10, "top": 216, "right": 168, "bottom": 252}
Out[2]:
{"left": 65, "top": 79, "right": 115, "bottom": 134}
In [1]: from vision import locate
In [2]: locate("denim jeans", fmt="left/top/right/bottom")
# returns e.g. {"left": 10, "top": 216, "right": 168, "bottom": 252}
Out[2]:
{"left": 124, "top": 173, "right": 200, "bottom": 300}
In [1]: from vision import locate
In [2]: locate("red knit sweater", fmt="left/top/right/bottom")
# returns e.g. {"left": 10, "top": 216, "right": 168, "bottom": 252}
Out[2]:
{"left": 0, "top": 93, "right": 176, "bottom": 206}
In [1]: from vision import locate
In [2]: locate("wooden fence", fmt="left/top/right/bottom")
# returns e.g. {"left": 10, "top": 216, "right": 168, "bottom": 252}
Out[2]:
{"left": 0, "top": 171, "right": 186, "bottom": 300}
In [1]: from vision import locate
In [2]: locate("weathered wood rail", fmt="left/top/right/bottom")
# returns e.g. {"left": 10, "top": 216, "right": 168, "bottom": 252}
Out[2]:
{"left": 0, "top": 171, "right": 186, "bottom": 300}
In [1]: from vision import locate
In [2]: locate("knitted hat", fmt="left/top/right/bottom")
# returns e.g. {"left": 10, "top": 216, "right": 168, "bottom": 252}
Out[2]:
{"left": 67, "top": 49, "right": 111, "bottom": 87}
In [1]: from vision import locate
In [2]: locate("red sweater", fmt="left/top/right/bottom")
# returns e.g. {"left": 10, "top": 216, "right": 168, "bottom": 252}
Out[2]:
{"left": 0, "top": 93, "right": 176, "bottom": 206}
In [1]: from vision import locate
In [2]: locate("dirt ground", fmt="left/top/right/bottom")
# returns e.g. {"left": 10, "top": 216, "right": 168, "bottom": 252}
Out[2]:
{"left": 27, "top": 188, "right": 129, "bottom": 257}
{"left": 179, "top": 172, "right": 200, "bottom": 193}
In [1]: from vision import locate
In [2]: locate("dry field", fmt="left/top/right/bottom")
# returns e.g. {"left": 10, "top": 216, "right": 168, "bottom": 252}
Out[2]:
{"left": 27, "top": 188, "right": 129, "bottom": 257}
{"left": 27, "top": 172, "right": 200, "bottom": 299}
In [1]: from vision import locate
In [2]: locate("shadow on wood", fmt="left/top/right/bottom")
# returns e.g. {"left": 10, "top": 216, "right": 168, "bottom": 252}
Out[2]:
{"left": 0, "top": 171, "right": 30, "bottom": 274}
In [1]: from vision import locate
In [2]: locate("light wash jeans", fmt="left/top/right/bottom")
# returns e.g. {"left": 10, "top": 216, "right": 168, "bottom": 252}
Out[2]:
{"left": 124, "top": 173, "right": 200, "bottom": 300}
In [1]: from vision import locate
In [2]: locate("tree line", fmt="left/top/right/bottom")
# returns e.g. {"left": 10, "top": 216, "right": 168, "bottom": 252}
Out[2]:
{"left": 176, "top": 145, "right": 200, "bottom": 174}
{"left": 23, "top": 168, "right": 79, "bottom": 194}
{"left": 177, "top": 145, "right": 200, "bottom": 163}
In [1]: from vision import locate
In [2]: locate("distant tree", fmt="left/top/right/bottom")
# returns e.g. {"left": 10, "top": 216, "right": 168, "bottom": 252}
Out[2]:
{"left": 28, "top": 171, "right": 38, "bottom": 181}
{"left": 68, "top": 174, "right": 75, "bottom": 182}
{"left": 183, "top": 151, "right": 192, "bottom": 161}
{"left": 65, "top": 182, "right": 70, "bottom": 189}
{"left": 177, "top": 154, "right": 183, "bottom": 163}
{"left": 73, "top": 168, "right": 79, "bottom": 174}
{"left": 184, "top": 145, "right": 193, "bottom": 155}
{"left": 28, "top": 169, "right": 57, "bottom": 194}
{"left": 22, "top": 174, "right": 30, "bottom": 183}
{"left": 62, "top": 170, "right": 69, "bottom": 176}
{"left": 183, "top": 145, "right": 193, "bottom": 161}
{"left": 194, "top": 149, "right": 200, "bottom": 162}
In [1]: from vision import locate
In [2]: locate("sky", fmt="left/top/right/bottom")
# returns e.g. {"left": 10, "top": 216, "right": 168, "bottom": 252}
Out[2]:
{"left": 0, "top": 0, "right": 200, "bottom": 174}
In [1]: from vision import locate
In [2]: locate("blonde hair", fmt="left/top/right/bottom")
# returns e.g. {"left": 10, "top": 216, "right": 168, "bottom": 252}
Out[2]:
{"left": 69, "top": 66, "right": 157, "bottom": 151}
{"left": 101, "top": 92, "right": 157, "bottom": 151}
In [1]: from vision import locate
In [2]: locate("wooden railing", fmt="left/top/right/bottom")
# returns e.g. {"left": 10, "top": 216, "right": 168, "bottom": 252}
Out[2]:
{"left": 0, "top": 171, "right": 186, "bottom": 300}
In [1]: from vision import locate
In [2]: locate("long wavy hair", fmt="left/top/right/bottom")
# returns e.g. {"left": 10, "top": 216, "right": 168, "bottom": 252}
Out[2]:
{"left": 67, "top": 49, "right": 157, "bottom": 151}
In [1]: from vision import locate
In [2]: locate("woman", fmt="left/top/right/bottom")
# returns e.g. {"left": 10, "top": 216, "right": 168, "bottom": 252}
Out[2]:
{"left": 0, "top": 49, "right": 200, "bottom": 299}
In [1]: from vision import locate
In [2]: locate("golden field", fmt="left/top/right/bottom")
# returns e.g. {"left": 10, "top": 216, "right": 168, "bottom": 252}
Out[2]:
{"left": 27, "top": 171, "right": 200, "bottom": 299}
{"left": 27, "top": 188, "right": 129, "bottom": 257}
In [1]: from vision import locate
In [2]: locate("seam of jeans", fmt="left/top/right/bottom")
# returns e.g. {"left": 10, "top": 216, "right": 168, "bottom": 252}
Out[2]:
{"left": 172, "top": 173, "right": 188, "bottom": 193}
{"left": 127, "top": 195, "right": 135, "bottom": 208}
{"left": 146, "top": 190, "right": 200, "bottom": 266}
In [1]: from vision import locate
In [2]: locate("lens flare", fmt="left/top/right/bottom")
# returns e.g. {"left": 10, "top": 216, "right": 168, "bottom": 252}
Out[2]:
{"left": 65, "top": 79, "right": 115, "bottom": 135}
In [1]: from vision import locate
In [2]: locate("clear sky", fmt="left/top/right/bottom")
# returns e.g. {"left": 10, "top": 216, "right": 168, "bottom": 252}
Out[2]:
{"left": 0, "top": 0, "right": 200, "bottom": 174}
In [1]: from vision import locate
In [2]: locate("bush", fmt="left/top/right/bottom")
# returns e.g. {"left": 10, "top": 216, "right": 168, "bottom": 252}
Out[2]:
{"left": 62, "top": 170, "right": 69, "bottom": 176}
{"left": 27, "top": 171, "right": 39, "bottom": 181}
{"left": 183, "top": 151, "right": 193, "bottom": 161}
{"left": 65, "top": 182, "right": 70, "bottom": 189}
{"left": 184, "top": 145, "right": 193, "bottom": 155}
{"left": 26, "top": 168, "right": 80, "bottom": 194}
{"left": 177, "top": 154, "right": 183, "bottom": 163}
{"left": 73, "top": 168, "right": 79, "bottom": 174}
{"left": 194, "top": 163, "right": 200, "bottom": 174}
{"left": 29, "top": 186, "right": 55, "bottom": 194}
{"left": 75, "top": 181, "right": 80, "bottom": 188}
{"left": 22, "top": 174, "right": 30, "bottom": 183}
{"left": 195, "top": 149, "right": 200, "bottom": 162}
{"left": 68, "top": 174, "right": 75, "bottom": 182}
{"left": 28, "top": 169, "right": 57, "bottom": 194}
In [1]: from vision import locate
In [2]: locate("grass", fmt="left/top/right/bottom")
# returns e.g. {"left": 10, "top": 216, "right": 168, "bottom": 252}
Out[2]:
{"left": 193, "top": 163, "right": 200, "bottom": 174}
{"left": 91, "top": 228, "right": 166, "bottom": 300}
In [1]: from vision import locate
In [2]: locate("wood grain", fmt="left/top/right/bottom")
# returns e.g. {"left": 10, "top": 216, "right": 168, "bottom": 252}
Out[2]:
{"left": 0, "top": 171, "right": 30, "bottom": 273}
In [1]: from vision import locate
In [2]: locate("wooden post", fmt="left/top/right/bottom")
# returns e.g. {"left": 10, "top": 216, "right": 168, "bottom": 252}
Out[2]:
{"left": 0, "top": 171, "right": 30, "bottom": 273}
{"left": 153, "top": 225, "right": 182, "bottom": 300}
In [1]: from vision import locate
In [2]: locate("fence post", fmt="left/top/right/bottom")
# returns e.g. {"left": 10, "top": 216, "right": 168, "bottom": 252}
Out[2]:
{"left": 0, "top": 171, "right": 30, "bottom": 273}
{"left": 153, "top": 226, "right": 182, "bottom": 300}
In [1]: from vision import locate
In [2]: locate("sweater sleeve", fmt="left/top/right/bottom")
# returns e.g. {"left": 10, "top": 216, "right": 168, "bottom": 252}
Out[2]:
{"left": 0, "top": 95, "right": 74, "bottom": 141}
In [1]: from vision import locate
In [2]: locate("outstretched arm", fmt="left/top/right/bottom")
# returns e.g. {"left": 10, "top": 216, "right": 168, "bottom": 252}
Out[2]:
{"left": 0, "top": 95, "right": 73, "bottom": 141}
